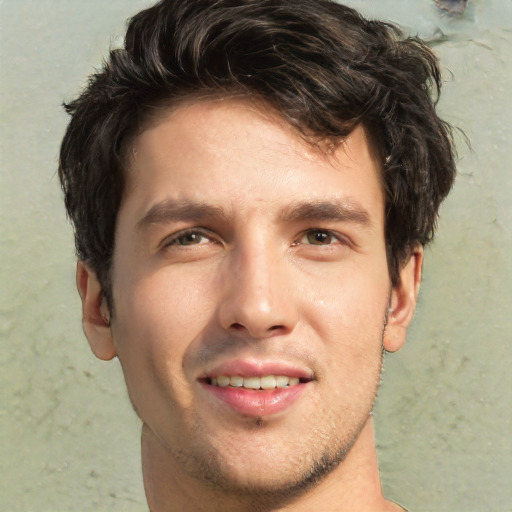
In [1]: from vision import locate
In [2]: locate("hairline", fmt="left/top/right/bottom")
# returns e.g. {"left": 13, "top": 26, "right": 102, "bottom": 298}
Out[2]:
{"left": 102, "top": 91, "right": 394, "bottom": 314}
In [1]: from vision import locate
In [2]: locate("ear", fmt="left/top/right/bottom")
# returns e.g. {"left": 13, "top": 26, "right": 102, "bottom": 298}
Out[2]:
{"left": 76, "top": 261, "right": 117, "bottom": 361}
{"left": 383, "top": 246, "right": 423, "bottom": 353}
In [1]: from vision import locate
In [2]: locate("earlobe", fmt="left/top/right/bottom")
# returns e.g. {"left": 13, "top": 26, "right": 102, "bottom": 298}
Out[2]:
{"left": 383, "top": 247, "right": 423, "bottom": 353}
{"left": 76, "top": 261, "right": 117, "bottom": 361}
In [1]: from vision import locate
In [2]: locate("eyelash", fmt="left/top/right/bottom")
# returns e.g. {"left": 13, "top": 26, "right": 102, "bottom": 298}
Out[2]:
{"left": 294, "top": 229, "right": 347, "bottom": 247}
{"left": 162, "top": 228, "right": 217, "bottom": 248}
{"left": 162, "top": 227, "right": 346, "bottom": 249}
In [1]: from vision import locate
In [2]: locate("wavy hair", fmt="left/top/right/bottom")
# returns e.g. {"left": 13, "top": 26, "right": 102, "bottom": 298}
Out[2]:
{"left": 59, "top": 0, "right": 456, "bottom": 305}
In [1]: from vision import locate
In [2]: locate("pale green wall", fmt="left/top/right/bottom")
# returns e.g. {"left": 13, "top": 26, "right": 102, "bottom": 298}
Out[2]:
{"left": 1, "top": 1, "right": 511, "bottom": 511}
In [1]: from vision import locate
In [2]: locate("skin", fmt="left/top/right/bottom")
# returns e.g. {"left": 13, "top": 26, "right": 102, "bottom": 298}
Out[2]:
{"left": 77, "top": 99, "right": 422, "bottom": 511}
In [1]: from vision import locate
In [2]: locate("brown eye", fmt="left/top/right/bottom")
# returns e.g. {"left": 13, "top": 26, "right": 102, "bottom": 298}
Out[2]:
{"left": 172, "top": 231, "right": 208, "bottom": 246}
{"left": 305, "top": 230, "right": 333, "bottom": 245}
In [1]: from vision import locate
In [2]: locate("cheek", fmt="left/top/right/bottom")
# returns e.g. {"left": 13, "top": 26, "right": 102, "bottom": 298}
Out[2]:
{"left": 300, "top": 259, "right": 390, "bottom": 335}
{"left": 111, "top": 269, "right": 218, "bottom": 405}
{"left": 298, "top": 259, "right": 389, "bottom": 387}
{"left": 300, "top": 269, "right": 387, "bottom": 413}
{"left": 115, "top": 265, "right": 218, "bottom": 343}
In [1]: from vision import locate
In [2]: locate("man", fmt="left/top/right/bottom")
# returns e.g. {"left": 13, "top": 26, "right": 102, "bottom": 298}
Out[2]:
{"left": 58, "top": 0, "right": 456, "bottom": 510}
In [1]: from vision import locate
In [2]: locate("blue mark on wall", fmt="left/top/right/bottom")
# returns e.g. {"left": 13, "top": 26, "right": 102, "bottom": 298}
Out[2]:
{"left": 433, "top": 0, "right": 469, "bottom": 16}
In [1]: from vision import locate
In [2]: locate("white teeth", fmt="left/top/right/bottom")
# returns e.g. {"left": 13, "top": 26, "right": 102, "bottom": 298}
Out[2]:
{"left": 229, "top": 376, "right": 243, "bottom": 387}
{"left": 217, "top": 375, "right": 230, "bottom": 388}
{"left": 243, "top": 377, "right": 261, "bottom": 389}
{"left": 260, "top": 375, "right": 277, "bottom": 389}
{"left": 210, "top": 375, "right": 301, "bottom": 389}
{"left": 275, "top": 376, "right": 289, "bottom": 388}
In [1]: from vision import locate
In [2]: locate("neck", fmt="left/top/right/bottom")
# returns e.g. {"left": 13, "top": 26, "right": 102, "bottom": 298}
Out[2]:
{"left": 141, "top": 418, "right": 403, "bottom": 512}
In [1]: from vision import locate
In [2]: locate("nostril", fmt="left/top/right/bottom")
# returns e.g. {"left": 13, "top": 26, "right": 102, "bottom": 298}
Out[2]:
{"left": 228, "top": 322, "right": 286, "bottom": 337}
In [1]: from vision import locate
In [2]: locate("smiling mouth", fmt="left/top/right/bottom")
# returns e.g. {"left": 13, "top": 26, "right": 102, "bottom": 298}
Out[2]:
{"left": 200, "top": 371, "right": 312, "bottom": 416}
{"left": 206, "top": 375, "right": 309, "bottom": 390}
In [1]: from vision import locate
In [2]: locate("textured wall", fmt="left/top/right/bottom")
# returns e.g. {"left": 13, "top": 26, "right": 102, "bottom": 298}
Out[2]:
{"left": 1, "top": 1, "right": 510, "bottom": 511}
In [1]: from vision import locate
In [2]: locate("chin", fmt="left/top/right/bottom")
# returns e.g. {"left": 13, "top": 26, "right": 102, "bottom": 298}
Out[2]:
{"left": 185, "top": 433, "right": 349, "bottom": 503}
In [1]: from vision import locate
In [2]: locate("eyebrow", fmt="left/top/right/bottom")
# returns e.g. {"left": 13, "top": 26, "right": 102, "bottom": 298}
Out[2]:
{"left": 136, "top": 199, "right": 228, "bottom": 231}
{"left": 278, "top": 200, "right": 373, "bottom": 228}
{"left": 136, "top": 198, "right": 373, "bottom": 232}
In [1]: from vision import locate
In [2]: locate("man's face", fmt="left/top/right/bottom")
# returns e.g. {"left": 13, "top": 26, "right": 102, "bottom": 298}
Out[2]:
{"left": 82, "top": 99, "right": 412, "bottom": 493}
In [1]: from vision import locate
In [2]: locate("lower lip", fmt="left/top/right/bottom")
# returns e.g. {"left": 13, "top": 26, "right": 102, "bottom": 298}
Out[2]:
{"left": 201, "top": 382, "right": 307, "bottom": 417}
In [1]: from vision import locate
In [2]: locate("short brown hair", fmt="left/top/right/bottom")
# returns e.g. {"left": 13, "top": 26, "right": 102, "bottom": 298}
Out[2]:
{"left": 59, "top": 0, "right": 456, "bottom": 305}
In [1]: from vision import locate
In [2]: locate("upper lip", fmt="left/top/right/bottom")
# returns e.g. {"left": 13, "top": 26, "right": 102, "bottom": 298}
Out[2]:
{"left": 200, "top": 359, "right": 314, "bottom": 381}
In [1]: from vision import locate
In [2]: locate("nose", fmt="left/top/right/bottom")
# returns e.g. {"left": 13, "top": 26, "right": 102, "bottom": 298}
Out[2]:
{"left": 217, "top": 243, "right": 299, "bottom": 340}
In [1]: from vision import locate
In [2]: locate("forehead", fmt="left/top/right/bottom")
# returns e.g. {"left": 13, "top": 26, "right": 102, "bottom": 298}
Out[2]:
{"left": 123, "top": 98, "right": 384, "bottom": 224}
